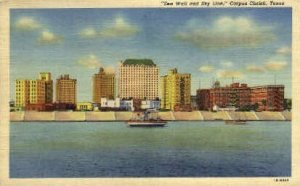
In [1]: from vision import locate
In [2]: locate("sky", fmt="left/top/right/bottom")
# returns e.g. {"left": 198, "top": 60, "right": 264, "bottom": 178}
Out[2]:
{"left": 10, "top": 8, "right": 292, "bottom": 101}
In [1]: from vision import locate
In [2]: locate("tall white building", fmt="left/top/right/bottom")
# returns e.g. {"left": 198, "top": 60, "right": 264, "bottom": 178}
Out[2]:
{"left": 118, "top": 59, "right": 159, "bottom": 100}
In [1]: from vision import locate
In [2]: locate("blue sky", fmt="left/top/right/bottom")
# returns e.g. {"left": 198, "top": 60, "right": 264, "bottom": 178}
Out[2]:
{"left": 10, "top": 8, "right": 292, "bottom": 101}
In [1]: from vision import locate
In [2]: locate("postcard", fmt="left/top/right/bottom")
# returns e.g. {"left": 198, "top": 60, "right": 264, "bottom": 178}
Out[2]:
{"left": 0, "top": 0, "right": 299, "bottom": 185}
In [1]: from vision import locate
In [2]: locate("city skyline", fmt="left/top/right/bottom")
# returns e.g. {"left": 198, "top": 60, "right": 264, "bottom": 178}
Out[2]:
{"left": 10, "top": 8, "right": 292, "bottom": 101}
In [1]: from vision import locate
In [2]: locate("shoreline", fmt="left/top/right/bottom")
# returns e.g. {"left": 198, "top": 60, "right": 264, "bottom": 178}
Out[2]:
{"left": 10, "top": 111, "right": 291, "bottom": 122}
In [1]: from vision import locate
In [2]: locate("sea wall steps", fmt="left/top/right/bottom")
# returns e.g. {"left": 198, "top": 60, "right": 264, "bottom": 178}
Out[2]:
{"left": 9, "top": 111, "right": 292, "bottom": 122}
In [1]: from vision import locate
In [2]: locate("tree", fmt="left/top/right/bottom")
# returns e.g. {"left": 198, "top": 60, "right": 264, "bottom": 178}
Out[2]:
{"left": 261, "top": 99, "right": 267, "bottom": 111}
{"left": 284, "top": 99, "right": 292, "bottom": 111}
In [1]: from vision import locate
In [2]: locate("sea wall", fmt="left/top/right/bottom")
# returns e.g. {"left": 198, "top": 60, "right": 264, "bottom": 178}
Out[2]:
{"left": 10, "top": 111, "right": 292, "bottom": 122}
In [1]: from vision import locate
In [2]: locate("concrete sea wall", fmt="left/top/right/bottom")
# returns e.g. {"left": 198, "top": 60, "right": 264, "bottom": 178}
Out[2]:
{"left": 10, "top": 111, "right": 292, "bottom": 122}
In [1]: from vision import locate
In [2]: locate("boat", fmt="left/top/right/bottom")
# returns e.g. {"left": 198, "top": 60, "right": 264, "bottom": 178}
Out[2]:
{"left": 225, "top": 113, "right": 247, "bottom": 125}
{"left": 126, "top": 109, "right": 167, "bottom": 127}
{"left": 225, "top": 120, "right": 247, "bottom": 125}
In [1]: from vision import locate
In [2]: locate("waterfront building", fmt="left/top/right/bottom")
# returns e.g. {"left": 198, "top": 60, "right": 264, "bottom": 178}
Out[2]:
{"left": 161, "top": 68, "right": 191, "bottom": 111}
{"left": 118, "top": 59, "right": 159, "bottom": 100}
{"left": 29, "top": 80, "right": 46, "bottom": 104}
{"left": 15, "top": 79, "right": 30, "bottom": 109}
{"left": 101, "top": 98, "right": 121, "bottom": 108}
{"left": 39, "top": 72, "right": 53, "bottom": 104}
{"left": 56, "top": 74, "right": 77, "bottom": 104}
{"left": 100, "top": 97, "right": 134, "bottom": 111}
{"left": 93, "top": 67, "right": 115, "bottom": 103}
{"left": 196, "top": 82, "right": 284, "bottom": 111}
{"left": 251, "top": 85, "right": 284, "bottom": 111}
{"left": 141, "top": 99, "right": 160, "bottom": 110}
{"left": 15, "top": 72, "right": 53, "bottom": 110}
{"left": 76, "top": 102, "right": 94, "bottom": 111}
{"left": 120, "top": 99, "right": 134, "bottom": 111}
{"left": 210, "top": 82, "right": 251, "bottom": 110}
{"left": 197, "top": 82, "right": 251, "bottom": 111}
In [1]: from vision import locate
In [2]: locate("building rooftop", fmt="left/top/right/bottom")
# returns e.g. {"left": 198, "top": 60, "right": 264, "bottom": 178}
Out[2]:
{"left": 123, "top": 59, "right": 156, "bottom": 66}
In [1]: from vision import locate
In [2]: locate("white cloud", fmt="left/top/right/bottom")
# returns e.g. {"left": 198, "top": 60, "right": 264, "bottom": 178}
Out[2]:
{"left": 99, "top": 16, "right": 139, "bottom": 38}
{"left": 221, "top": 60, "right": 233, "bottom": 68}
{"left": 246, "top": 65, "right": 265, "bottom": 73}
{"left": 39, "top": 30, "right": 62, "bottom": 44}
{"left": 264, "top": 60, "right": 287, "bottom": 71}
{"left": 276, "top": 46, "right": 291, "bottom": 55}
{"left": 78, "top": 54, "right": 102, "bottom": 69}
{"left": 217, "top": 69, "right": 243, "bottom": 78}
{"left": 199, "top": 65, "right": 215, "bottom": 73}
{"left": 80, "top": 27, "right": 97, "bottom": 38}
{"left": 175, "top": 16, "right": 275, "bottom": 50}
{"left": 15, "top": 17, "right": 41, "bottom": 31}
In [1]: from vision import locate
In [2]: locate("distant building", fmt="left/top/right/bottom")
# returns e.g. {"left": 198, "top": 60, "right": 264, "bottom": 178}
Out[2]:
{"left": 141, "top": 99, "right": 160, "bottom": 110}
{"left": 93, "top": 67, "right": 115, "bottom": 103}
{"left": 197, "top": 82, "right": 251, "bottom": 111}
{"left": 76, "top": 102, "right": 93, "bottom": 111}
{"left": 56, "top": 74, "right": 77, "bottom": 104}
{"left": 101, "top": 98, "right": 121, "bottom": 108}
{"left": 15, "top": 79, "right": 30, "bottom": 109}
{"left": 120, "top": 99, "right": 134, "bottom": 111}
{"left": 251, "top": 85, "right": 284, "bottom": 111}
{"left": 29, "top": 80, "right": 46, "bottom": 105}
{"left": 100, "top": 97, "right": 134, "bottom": 111}
{"left": 39, "top": 72, "right": 53, "bottom": 104}
{"left": 15, "top": 72, "right": 52, "bottom": 110}
{"left": 210, "top": 82, "right": 251, "bottom": 109}
{"left": 196, "top": 82, "right": 284, "bottom": 111}
{"left": 161, "top": 68, "right": 191, "bottom": 111}
{"left": 118, "top": 59, "right": 159, "bottom": 100}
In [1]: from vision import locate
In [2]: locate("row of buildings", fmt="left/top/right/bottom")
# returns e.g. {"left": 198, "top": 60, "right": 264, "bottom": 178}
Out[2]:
{"left": 14, "top": 59, "right": 191, "bottom": 111}
{"left": 14, "top": 58, "right": 286, "bottom": 112}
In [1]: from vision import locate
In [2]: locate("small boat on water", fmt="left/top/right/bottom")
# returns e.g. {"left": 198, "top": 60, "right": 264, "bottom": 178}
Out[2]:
{"left": 225, "top": 120, "right": 247, "bottom": 125}
{"left": 225, "top": 112, "right": 247, "bottom": 125}
{"left": 126, "top": 109, "right": 167, "bottom": 127}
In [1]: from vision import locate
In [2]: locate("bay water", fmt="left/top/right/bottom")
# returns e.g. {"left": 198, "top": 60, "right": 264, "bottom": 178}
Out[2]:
{"left": 10, "top": 121, "right": 291, "bottom": 177}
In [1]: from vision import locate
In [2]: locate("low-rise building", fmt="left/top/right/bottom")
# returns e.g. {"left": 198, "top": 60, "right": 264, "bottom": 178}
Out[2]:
{"left": 101, "top": 98, "right": 121, "bottom": 108}
{"left": 100, "top": 98, "right": 134, "bottom": 111}
{"left": 76, "top": 102, "right": 94, "bottom": 111}
{"left": 120, "top": 99, "right": 134, "bottom": 111}
{"left": 141, "top": 99, "right": 160, "bottom": 110}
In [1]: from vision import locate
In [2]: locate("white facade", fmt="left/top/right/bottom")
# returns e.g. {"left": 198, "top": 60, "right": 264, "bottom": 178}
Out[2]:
{"left": 100, "top": 98, "right": 134, "bottom": 111}
{"left": 101, "top": 98, "right": 120, "bottom": 108}
{"left": 120, "top": 99, "right": 134, "bottom": 111}
{"left": 141, "top": 100, "right": 160, "bottom": 110}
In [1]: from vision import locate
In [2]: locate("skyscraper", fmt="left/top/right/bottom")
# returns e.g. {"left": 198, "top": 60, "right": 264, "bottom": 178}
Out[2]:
{"left": 39, "top": 72, "right": 53, "bottom": 103}
{"left": 118, "top": 59, "right": 159, "bottom": 100}
{"left": 93, "top": 67, "right": 115, "bottom": 103}
{"left": 161, "top": 68, "right": 191, "bottom": 110}
{"left": 56, "top": 74, "right": 77, "bottom": 104}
